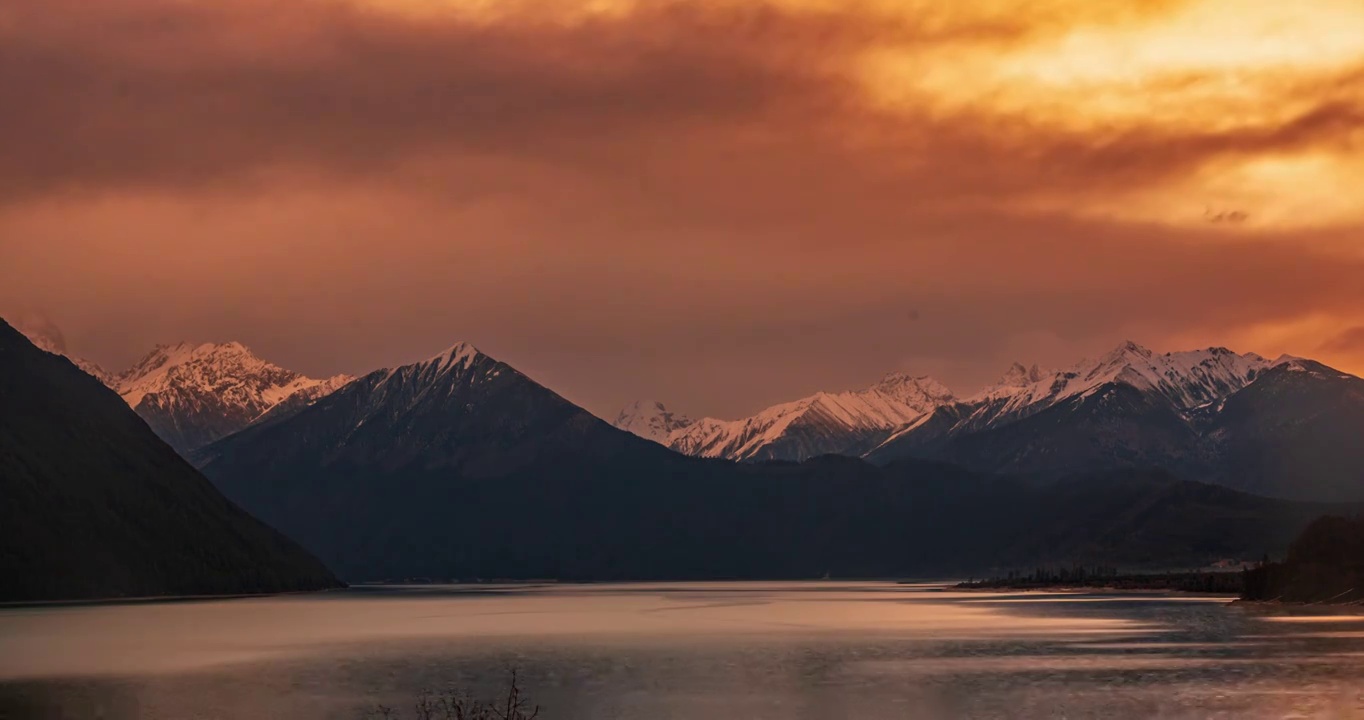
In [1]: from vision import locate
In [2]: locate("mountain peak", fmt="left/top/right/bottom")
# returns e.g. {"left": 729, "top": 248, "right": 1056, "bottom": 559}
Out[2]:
{"left": 434, "top": 341, "right": 480, "bottom": 359}
{"left": 1099, "top": 340, "right": 1155, "bottom": 365}
{"left": 960, "top": 343, "right": 1273, "bottom": 426}
{"left": 1272, "top": 353, "right": 1309, "bottom": 368}
{"left": 613, "top": 399, "right": 694, "bottom": 444}
{"left": 617, "top": 399, "right": 668, "bottom": 416}
{"left": 997, "top": 362, "right": 1051, "bottom": 387}
{"left": 876, "top": 370, "right": 943, "bottom": 388}
{"left": 115, "top": 340, "right": 349, "bottom": 452}
{"left": 1268, "top": 355, "right": 1351, "bottom": 379}
{"left": 872, "top": 372, "right": 955, "bottom": 406}
{"left": 661, "top": 369, "right": 956, "bottom": 462}
{"left": 414, "top": 341, "right": 483, "bottom": 375}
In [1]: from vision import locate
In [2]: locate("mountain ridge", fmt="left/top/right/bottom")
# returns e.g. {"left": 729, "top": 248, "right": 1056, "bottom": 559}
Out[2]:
{"left": 615, "top": 372, "right": 955, "bottom": 462}
{"left": 115, "top": 341, "right": 354, "bottom": 454}
{"left": 14, "top": 319, "right": 353, "bottom": 454}
{"left": 0, "top": 316, "right": 342, "bottom": 602}
{"left": 196, "top": 338, "right": 1358, "bottom": 582}
{"left": 611, "top": 340, "right": 1364, "bottom": 500}
{"left": 870, "top": 343, "right": 1364, "bottom": 500}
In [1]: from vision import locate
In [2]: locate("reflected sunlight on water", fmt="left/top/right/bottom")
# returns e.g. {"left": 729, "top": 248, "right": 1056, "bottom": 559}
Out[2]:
{"left": 2, "top": 582, "right": 1363, "bottom": 719}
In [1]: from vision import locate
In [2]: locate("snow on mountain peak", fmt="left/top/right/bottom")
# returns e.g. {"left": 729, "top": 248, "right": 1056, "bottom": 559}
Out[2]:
{"left": 965, "top": 343, "right": 1271, "bottom": 424}
{"left": 1272, "top": 354, "right": 1309, "bottom": 368}
{"left": 117, "top": 340, "right": 350, "bottom": 422}
{"left": 1101, "top": 340, "right": 1155, "bottom": 363}
{"left": 373, "top": 341, "right": 493, "bottom": 392}
{"left": 661, "top": 371, "right": 956, "bottom": 461}
{"left": 410, "top": 341, "right": 482, "bottom": 375}
{"left": 997, "top": 362, "right": 1051, "bottom": 388}
{"left": 1267, "top": 354, "right": 1352, "bottom": 379}
{"left": 873, "top": 372, "right": 955, "bottom": 403}
{"left": 613, "top": 400, "right": 694, "bottom": 444}
{"left": 433, "top": 341, "right": 481, "bottom": 367}
{"left": 1107, "top": 346, "right": 1267, "bottom": 406}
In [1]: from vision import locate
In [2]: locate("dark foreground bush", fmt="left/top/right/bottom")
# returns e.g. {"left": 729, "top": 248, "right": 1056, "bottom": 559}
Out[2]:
{"left": 369, "top": 671, "right": 539, "bottom": 720}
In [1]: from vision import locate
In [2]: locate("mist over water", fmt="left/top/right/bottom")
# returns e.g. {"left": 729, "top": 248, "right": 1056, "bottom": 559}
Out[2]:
{"left": 2, "top": 582, "right": 1362, "bottom": 719}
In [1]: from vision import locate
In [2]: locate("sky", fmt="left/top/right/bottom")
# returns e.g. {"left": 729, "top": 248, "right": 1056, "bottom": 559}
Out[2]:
{"left": 2, "top": 0, "right": 1362, "bottom": 420}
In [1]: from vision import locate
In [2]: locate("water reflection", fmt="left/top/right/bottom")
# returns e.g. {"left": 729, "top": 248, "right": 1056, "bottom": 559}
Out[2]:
{"left": 2, "top": 582, "right": 1363, "bottom": 719}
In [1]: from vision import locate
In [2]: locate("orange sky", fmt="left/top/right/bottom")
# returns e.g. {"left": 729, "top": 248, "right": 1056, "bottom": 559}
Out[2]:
{"left": 1, "top": 0, "right": 1362, "bottom": 417}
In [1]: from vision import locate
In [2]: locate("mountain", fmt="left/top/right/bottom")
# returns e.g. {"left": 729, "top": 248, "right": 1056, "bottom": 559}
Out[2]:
{"left": 617, "top": 372, "right": 955, "bottom": 462}
{"left": 1199, "top": 359, "right": 1364, "bottom": 501}
{"left": 197, "top": 340, "right": 1343, "bottom": 582}
{"left": 869, "top": 342, "right": 1364, "bottom": 501}
{"left": 197, "top": 342, "right": 697, "bottom": 580}
{"left": 612, "top": 400, "right": 694, "bottom": 444}
{"left": 116, "top": 342, "right": 352, "bottom": 454}
{"left": 12, "top": 313, "right": 115, "bottom": 386}
{"left": 0, "top": 317, "right": 341, "bottom": 602}
{"left": 9, "top": 316, "right": 351, "bottom": 454}
{"left": 917, "top": 342, "right": 1265, "bottom": 439}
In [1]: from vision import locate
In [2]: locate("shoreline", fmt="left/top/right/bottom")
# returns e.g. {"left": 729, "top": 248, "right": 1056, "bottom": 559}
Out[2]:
{"left": 0, "top": 587, "right": 348, "bottom": 611}
{"left": 1230, "top": 598, "right": 1364, "bottom": 612}
{"left": 955, "top": 585, "right": 1238, "bottom": 597}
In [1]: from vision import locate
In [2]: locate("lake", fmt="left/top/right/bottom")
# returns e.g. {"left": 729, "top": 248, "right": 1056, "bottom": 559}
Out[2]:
{"left": 2, "top": 582, "right": 1363, "bottom": 719}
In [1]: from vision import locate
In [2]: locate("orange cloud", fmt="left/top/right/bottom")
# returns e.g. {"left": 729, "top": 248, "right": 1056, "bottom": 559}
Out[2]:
{"left": 1, "top": 0, "right": 1362, "bottom": 415}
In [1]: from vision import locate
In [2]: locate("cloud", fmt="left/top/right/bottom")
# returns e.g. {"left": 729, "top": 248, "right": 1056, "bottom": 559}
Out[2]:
{"left": 3, "top": 0, "right": 1360, "bottom": 216}
{"left": 2, "top": 0, "right": 1363, "bottom": 416}
{"left": 1321, "top": 327, "right": 1364, "bottom": 354}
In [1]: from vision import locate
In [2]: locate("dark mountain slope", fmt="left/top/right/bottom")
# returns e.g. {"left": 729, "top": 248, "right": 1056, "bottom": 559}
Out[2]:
{"left": 869, "top": 354, "right": 1364, "bottom": 502}
{"left": 199, "top": 343, "right": 1345, "bottom": 582}
{"left": 989, "top": 468, "right": 1346, "bottom": 569}
{"left": 922, "top": 383, "right": 1202, "bottom": 477}
{"left": 0, "top": 318, "right": 341, "bottom": 602}
{"left": 1201, "top": 361, "right": 1364, "bottom": 501}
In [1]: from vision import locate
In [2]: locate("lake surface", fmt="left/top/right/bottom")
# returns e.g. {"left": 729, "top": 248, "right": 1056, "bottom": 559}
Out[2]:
{"left": 3, "top": 582, "right": 1364, "bottom": 719}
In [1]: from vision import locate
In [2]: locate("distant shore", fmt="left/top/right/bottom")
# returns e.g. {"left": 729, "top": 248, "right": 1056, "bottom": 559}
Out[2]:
{"left": 956, "top": 570, "right": 1245, "bottom": 595}
{"left": 0, "top": 587, "right": 346, "bottom": 610}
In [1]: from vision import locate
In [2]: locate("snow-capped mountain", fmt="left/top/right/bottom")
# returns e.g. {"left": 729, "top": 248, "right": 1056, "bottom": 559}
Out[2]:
{"left": 199, "top": 341, "right": 636, "bottom": 471}
{"left": 8, "top": 316, "right": 351, "bottom": 452}
{"left": 607, "top": 339, "right": 1364, "bottom": 499}
{"left": 195, "top": 335, "right": 1342, "bottom": 581}
{"left": 197, "top": 340, "right": 675, "bottom": 481}
{"left": 195, "top": 341, "right": 699, "bottom": 578}
{"left": 867, "top": 341, "right": 1364, "bottom": 500}
{"left": 982, "top": 342, "right": 1267, "bottom": 411}
{"left": 876, "top": 342, "right": 1270, "bottom": 450}
{"left": 613, "top": 400, "right": 694, "bottom": 445}
{"left": 116, "top": 341, "right": 353, "bottom": 453}
{"left": 0, "top": 317, "right": 341, "bottom": 601}
{"left": 620, "top": 372, "right": 955, "bottom": 462}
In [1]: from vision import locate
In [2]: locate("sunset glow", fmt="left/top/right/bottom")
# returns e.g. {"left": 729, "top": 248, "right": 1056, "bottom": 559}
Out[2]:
{"left": 2, "top": 0, "right": 1362, "bottom": 417}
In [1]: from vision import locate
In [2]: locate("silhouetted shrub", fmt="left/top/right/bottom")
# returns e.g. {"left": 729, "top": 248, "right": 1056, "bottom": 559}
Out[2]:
{"left": 369, "top": 671, "right": 539, "bottom": 720}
